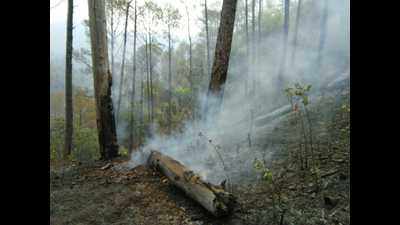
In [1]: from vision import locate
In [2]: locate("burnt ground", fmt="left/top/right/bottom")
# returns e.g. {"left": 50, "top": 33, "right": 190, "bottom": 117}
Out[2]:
{"left": 50, "top": 160, "right": 244, "bottom": 225}
{"left": 50, "top": 148, "right": 349, "bottom": 225}
{"left": 50, "top": 88, "right": 349, "bottom": 225}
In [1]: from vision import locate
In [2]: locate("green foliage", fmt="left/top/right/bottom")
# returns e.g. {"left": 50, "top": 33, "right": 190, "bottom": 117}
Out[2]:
{"left": 50, "top": 117, "right": 65, "bottom": 161}
{"left": 262, "top": 5, "right": 284, "bottom": 34}
{"left": 175, "top": 87, "right": 191, "bottom": 96}
{"left": 50, "top": 116, "right": 100, "bottom": 163}
{"left": 72, "top": 124, "right": 100, "bottom": 162}
{"left": 341, "top": 103, "right": 350, "bottom": 113}
{"left": 285, "top": 83, "right": 312, "bottom": 106}
{"left": 253, "top": 159, "right": 273, "bottom": 182}
{"left": 285, "top": 83, "right": 315, "bottom": 170}
{"left": 163, "top": 3, "right": 181, "bottom": 29}
{"left": 119, "top": 146, "right": 129, "bottom": 157}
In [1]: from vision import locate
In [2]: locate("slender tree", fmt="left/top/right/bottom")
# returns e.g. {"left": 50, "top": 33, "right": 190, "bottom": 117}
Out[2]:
{"left": 109, "top": 1, "right": 115, "bottom": 89}
{"left": 251, "top": 0, "right": 256, "bottom": 94}
{"left": 204, "top": 0, "right": 211, "bottom": 77}
{"left": 145, "top": 38, "right": 151, "bottom": 122}
{"left": 128, "top": 0, "right": 137, "bottom": 153}
{"left": 106, "top": 0, "right": 120, "bottom": 99}
{"left": 251, "top": 0, "right": 255, "bottom": 43}
{"left": 64, "top": 0, "right": 74, "bottom": 159}
{"left": 88, "top": 0, "right": 119, "bottom": 160}
{"left": 116, "top": 1, "right": 131, "bottom": 126}
{"left": 205, "top": 0, "right": 238, "bottom": 116}
{"left": 317, "top": 0, "right": 329, "bottom": 71}
{"left": 248, "top": 0, "right": 262, "bottom": 149}
{"left": 168, "top": 24, "right": 172, "bottom": 133}
{"left": 142, "top": 1, "right": 161, "bottom": 124}
{"left": 149, "top": 31, "right": 154, "bottom": 123}
{"left": 139, "top": 76, "right": 144, "bottom": 146}
{"left": 277, "top": 0, "right": 290, "bottom": 88}
{"left": 164, "top": 4, "right": 180, "bottom": 134}
{"left": 245, "top": 0, "right": 249, "bottom": 96}
{"left": 290, "top": 0, "right": 302, "bottom": 68}
{"left": 258, "top": 0, "right": 262, "bottom": 41}
{"left": 182, "top": 2, "right": 194, "bottom": 121}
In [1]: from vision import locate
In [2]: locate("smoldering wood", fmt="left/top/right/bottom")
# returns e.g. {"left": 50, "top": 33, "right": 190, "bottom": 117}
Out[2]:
{"left": 148, "top": 150, "right": 236, "bottom": 217}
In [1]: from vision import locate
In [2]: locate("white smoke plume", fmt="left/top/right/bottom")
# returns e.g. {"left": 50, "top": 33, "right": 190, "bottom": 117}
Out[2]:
{"left": 127, "top": 0, "right": 350, "bottom": 185}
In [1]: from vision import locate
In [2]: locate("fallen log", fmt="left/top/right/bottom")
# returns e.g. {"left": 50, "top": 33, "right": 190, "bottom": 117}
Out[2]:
{"left": 148, "top": 150, "right": 236, "bottom": 217}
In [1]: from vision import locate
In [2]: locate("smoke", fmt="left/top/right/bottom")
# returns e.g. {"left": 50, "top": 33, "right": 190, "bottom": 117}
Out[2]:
{"left": 127, "top": 0, "right": 349, "bottom": 185}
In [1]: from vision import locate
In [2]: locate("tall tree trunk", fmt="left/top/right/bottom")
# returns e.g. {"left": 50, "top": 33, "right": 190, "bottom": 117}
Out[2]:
{"left": 149, "top": 32, "right": 154, "bottom": 123}
{"left": 116, "top": 1, "right": 131, "bottom": 126}
{"left": 258, "top": 0, "right": 262, "bottom": 42}
{"left": 277, "top": 0, "right": 290, "bottom": 88}
{"left": 317, "top": 0, "right": 328, "bottom": 71}
{"left": 110, "top": 1, "right": 115, "bottom": 92}
{"left": 79, "top": 109, "right": 83, "bottom": 128}
{"left": 245, "top": 0, "right": 249, "bottom": 96}
{"left": 255, "top": 0, "right": 262, "bottom": 98}
{"left": 205, "top": 0, "right": 211, "bottom": 77}
{"left": 251, "top": 0, "right": 255, "bottom": 95}
{"left": 345, "top": 0, "right": 349, "bottom": 56}
{"left": 145, "top": 38, "right": 151, "bottom": 123}
{"left": 168, "top": 24, "right": 172, "bottom": 134}
{"left": 128, "top": 0, "right": 137, "bottom": 154}
{"left": 88, "top": 0, "right": 119, "bottom": 160}
{"left": 251, "top": 0, "right": 255, "bottom": 45}
{"left": 185, "top": 6, "right": 194, "bottom": 121}
{"left": 290, "top": 0, "right": 302, "bottom": 68}
{"left": 64, "top": 0, "right": 74, "bottom": 159}
{"left": 140, "top": 78, "right": 144, "bottom": 146}
{"left": 205, "top": 0, "right": 238, "bottom": 116}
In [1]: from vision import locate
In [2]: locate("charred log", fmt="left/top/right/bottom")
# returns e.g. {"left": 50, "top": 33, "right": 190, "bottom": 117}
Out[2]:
{"left": 148, "top": 150, "right": 236, "bottom": 217}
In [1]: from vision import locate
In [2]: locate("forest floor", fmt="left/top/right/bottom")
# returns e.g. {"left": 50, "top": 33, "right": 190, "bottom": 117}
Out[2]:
{"left": 51, "top": 150, "right": 349, "bottom": 225}
{"left": 50, "top": 87, "right": 349, "bottom": 225}
{"left": 50, "top": 150, "right": 349, "bottom": 225}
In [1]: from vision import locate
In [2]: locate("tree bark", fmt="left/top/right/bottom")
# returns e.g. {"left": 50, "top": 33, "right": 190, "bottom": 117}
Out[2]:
{"left": 205, "top": 0, "right": 238, "bottom": 116}
{"left": 145, "top": 38, "right": 151, "bottom": 123}
{"left": 116, "top": 1, "right": 131, "bottom": 126}
{"left": 251, "top": 0, "right": 256, "bottom": 94}
{"left": 255, "top": 0, "right": 262, "bottom": 96}
{"left": 258, "top": 0, "right": 262, "bottom": 42}
{"left": 128, "top": 0, "right": 137, "bottom": 154}
{"left": 64, "top": 0, "right": 74, "bottom": 159}
{"left": 277, "top": 0, "right": 290, "bottom": 88}
{"left": 110, "top": 1, "right": 115, "bottom": 91}
{"left": 290, "top": 0, "right": 302, "bottom": 68}
{"left": 184, "top": 5, "right": 194, "bottom": 121}
{"left": 245, "top": 0, "right": 249, "bottom": 97}
{"left": 251, "top": 0, "right": 255, "bottom": 36}
{"left": 139, "top": 78, "right": 144, "bottom": 146}
{"left": 317, "top": 0, "right": 329, "bottom": 71}
{"left": 149, "top": 32, "right": 154, "bottom": 123}
{"left": 204, "top": 0, "right": 211, "bottom": 77}
{"left": 88, "top": 0, "right": 119, "bottom": 160}
{"left": 168, "top": 24, "right": 172, "bottom": 134}
{"left": 148, "top": 151, "right": 236, "bottom": 217}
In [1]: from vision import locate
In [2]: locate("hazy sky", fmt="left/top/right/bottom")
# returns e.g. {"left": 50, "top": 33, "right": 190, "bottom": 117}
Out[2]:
{"left": 50, "top": 0, "right": 219, "bottom": 57}
{"left": 50, "top": 0, "right": 281, "bottom": 26}
{"left": 50, "top": 0, "right": 282, "bottom": 59}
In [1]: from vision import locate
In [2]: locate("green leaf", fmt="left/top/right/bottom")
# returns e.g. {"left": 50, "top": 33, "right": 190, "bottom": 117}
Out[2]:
{"left": 302, "top": 95, "right": 309, "bottom": 105}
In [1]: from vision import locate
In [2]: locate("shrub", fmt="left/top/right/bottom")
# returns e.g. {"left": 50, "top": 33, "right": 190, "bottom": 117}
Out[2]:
{"left": 50, "top": 116, "right": 100, "bottom": 163}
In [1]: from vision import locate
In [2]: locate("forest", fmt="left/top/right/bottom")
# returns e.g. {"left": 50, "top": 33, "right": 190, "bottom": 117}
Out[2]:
{"left": 50, "top": 0, "right": 350, "bottom": 224}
